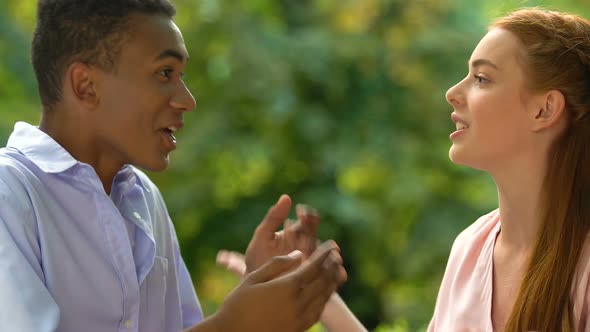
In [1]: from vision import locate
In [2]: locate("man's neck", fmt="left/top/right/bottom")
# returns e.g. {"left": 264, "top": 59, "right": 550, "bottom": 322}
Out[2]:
{"left": 39, "top": 110, "right": 121, "bottom": 194}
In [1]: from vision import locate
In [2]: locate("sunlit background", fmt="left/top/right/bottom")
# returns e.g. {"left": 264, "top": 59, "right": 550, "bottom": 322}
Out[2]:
{"left": 1, "top": 0, "right": 589, "bottom": 331}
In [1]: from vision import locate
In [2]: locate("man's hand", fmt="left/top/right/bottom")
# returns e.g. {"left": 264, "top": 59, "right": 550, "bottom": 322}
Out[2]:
{"left": 212, "top": 241, "right": 347, "bottom": 332}
{"left": 216, "top": 250, "right": 367, "bottom": 332}
{"left": 245, "top": 194, "right": 320, "bottom": 273}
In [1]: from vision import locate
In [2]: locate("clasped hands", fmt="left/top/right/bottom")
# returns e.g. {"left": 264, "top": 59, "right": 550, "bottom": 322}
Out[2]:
{"left": 212, "top": 195, "right": 347, "bottom": 332}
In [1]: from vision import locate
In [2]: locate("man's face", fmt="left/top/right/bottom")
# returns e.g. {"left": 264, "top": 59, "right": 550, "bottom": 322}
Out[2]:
{"left": 93, "top": 13, "right": 195, "bottom": 172}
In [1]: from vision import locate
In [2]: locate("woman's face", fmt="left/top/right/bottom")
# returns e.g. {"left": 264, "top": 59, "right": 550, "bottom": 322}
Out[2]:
{"left": 445, "top": 28, "right": 540, "bottom": 173}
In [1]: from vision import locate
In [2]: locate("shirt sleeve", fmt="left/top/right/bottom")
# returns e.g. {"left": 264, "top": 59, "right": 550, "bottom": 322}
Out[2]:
{"left": 177, "top": 251, "right": 204, "bottom": 327}
{"left": 170, "top": 217, "right": 203, "bottom": 328}
{"left": 0, "top": 192, "right": 60, "bottom": 332}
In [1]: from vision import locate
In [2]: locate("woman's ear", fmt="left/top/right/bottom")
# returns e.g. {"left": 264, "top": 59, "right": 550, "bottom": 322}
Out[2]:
{"left": 531, "top": 89, "right": 566, "bottom": 132}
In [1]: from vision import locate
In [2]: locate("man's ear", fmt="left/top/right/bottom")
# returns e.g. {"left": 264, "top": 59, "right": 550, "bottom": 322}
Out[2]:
{"left": 66, "top": 62, "right": 99, "bottom": 109}
{"left": 531, "top": 89, "right": 566, "bottom": 132}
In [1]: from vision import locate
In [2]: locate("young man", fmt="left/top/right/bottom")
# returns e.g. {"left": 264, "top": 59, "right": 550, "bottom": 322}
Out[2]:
{"left": 0, "top": 1, "right": 346, "bottom": 332}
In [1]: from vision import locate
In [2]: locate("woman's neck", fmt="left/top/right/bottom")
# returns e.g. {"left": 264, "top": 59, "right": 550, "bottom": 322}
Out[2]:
{"left": 492, "top": 159, "right": 547, "bottom": 252}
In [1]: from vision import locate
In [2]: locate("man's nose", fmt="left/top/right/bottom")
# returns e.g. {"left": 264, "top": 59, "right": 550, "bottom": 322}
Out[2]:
{"left": 170, "top": 82, "right": 196, "bottom": 112}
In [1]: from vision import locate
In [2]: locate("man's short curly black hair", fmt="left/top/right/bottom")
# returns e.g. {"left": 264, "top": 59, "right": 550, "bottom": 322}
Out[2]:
{"left": 32, "top": 0, "right": 176, "bottom": 110}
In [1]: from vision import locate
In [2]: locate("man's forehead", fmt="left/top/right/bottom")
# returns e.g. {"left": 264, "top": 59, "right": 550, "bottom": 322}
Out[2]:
{"left": 154, "top": 48, "right": 189, "bottom": 64}
{"left": 125, "top": 13, "right": 189, "bottom": 62}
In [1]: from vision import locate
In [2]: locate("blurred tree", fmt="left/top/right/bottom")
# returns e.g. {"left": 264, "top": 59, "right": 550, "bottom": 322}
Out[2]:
{"left": 1, "top": 0, "right": 589, "bottom": 330}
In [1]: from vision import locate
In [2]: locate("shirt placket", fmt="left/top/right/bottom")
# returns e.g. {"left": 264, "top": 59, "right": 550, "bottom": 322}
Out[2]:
{"left": 117, "top": 181, "right": 156, "bottom": 286}
{"left": 95, "top": 190, "right": 141, "bottom": 332}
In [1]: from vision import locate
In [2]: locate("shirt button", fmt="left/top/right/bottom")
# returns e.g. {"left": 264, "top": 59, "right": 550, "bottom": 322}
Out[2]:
{"left": 123, "top": 319, "right": 134, "bottom": 329}
{"left": 133, "top": 212, "right": 141, "bottom": 220}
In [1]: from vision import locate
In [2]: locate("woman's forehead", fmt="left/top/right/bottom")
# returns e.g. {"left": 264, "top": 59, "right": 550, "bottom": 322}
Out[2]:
{"left": 469, "top": 28, "right": 525, "bottom": 72}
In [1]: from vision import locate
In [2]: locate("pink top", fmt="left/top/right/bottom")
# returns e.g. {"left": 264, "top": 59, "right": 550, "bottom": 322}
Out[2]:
{"left": 427, "top": 210, "right": 590, "bottom": 331}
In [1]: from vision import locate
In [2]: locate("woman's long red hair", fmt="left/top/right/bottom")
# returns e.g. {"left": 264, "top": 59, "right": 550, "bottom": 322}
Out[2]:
{"left": 493, "top": 8, "right": 590, "bottom": 332}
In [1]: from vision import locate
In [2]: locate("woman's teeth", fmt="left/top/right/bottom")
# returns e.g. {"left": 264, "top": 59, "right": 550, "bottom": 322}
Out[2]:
{"left": 456, "top": 123, "right": 469, "bottom": 130}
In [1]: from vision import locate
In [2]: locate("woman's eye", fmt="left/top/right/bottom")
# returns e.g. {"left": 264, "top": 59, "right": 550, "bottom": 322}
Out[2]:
{"left": 474, "top": 75, "right": 490, "bottom": 84}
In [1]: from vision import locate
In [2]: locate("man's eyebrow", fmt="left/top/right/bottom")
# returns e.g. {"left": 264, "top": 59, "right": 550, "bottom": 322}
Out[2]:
{"left": 155, "top": 49, "right": 189, "bottom": 63}
{"left": 470, "top": 58, "right": 498, "bottom": 70}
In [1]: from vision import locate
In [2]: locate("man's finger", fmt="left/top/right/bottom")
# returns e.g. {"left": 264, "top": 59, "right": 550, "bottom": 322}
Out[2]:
{"left": 300, "top": 251, "right": 345, "bottom": 305}
{"left": 281, "top": 218, "right": 298, "bottom": 254}
{"left": 296, "top": 204, "right": 320, "bottom": 236}
{"left": 296, "top": 250, "right": 345, "bottom": 330}
{"left": 254, "top": 194, "right": 292, "bottom": 240}
{"left": 300, "top": 284, "right": 337, "bottom": 330}
{"left": 290, "top": 240, "right": 340, "bottom": 286}
{"left": 246, "top": 250, "right": 303, "bottom": 284}
{"left": 283, "top": 218, "right": 297, "bottom": 230}
{"left": 282, "top": 221, "right": 316, "bottom": 258}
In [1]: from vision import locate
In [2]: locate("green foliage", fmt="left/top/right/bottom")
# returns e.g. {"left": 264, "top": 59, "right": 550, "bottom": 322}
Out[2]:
{"left": 1, "top": 0, "right": 589, "bottom": 330}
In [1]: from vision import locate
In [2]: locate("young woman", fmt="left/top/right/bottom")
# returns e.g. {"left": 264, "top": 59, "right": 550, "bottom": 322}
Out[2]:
{"left": 432, "top": 8, "right": 590, "bottom": 331}
{"left": 219, "top": 8, "right": 590, "bottom": 332}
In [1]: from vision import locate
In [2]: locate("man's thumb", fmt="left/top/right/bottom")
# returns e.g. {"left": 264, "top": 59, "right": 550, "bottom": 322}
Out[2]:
{"left": 254, "top": 194, "right": 292, "bottom": 240}
{"left": 245, "top": 250, "right": 303, "bottom": 284}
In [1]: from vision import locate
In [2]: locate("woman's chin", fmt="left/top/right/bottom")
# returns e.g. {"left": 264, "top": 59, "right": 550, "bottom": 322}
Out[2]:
{"left": 449, "top": 146, "right": 474, "bottom": 168}
{"left": 449, "top": 145, "right": 463, "bottom": 164}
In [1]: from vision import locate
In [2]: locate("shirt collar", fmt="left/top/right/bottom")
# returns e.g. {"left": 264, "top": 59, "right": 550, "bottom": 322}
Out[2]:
{"left": 7, "top": 122, "right": 143, "bottom": 189}
{"left": 6, "top": 121, "right": 78, "bottom": 173}
{"left": 111, "top": 165, "right": 140, "bottom": 201}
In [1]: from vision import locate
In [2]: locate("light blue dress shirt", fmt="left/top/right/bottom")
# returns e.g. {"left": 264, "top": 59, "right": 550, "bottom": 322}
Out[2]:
{"left": 0, "top": 122, "right": 203, "bottom": 332}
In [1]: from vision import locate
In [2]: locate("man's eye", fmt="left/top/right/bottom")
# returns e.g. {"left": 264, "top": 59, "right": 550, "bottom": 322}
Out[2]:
{"left": 159, "top": 68, "right": 173, "bottom": 78}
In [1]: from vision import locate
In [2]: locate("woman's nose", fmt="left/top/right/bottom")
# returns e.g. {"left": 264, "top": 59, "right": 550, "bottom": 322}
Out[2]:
{"left": 445, "top": 80, "right": 464, "bottom": 107}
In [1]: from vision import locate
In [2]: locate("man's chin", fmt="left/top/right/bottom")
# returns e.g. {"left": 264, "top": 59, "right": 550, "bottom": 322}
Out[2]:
{"left": 135, "top": 156, "right": 170, "bottom": 172}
